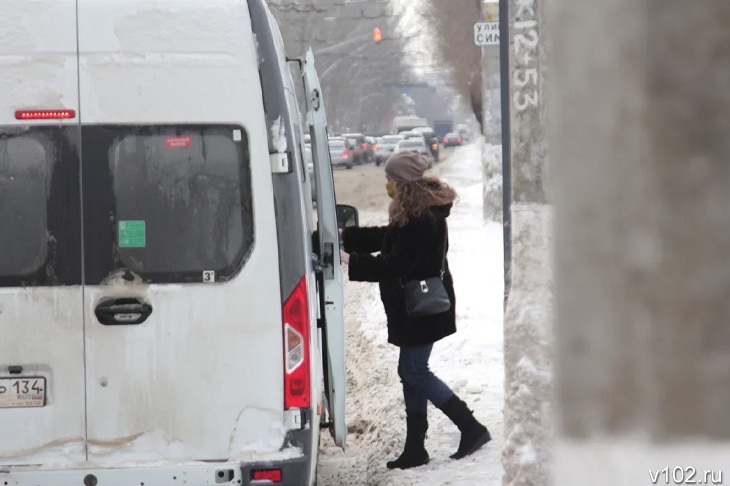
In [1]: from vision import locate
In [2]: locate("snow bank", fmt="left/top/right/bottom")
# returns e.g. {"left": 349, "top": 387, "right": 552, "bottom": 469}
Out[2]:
{"left": 483, "top": 143, "right": 503, "bottom": 223}
{"left": 483, "top": 71, "right": 502, "bottom": 145}
{"left": 271, "top": 117, "right": 287, "bottom": 153}
{"left": 318, "top": 140, "right": 504, "bottom": 485}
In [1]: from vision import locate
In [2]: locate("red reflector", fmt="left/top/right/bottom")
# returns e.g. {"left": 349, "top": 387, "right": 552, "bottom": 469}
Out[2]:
{"left": 361, "top": 143, "right": 367, "bottom": 149}
{"left": 342, "top": 150, "right": 349, "bottom": 159}
{"left": 290, "top": 377, "right": 306, "bottom": 395}
{"left": 165, "top": 136, "right": 192, "bottom": 149}
{"left": 252, "top": 469, "right": 282, "bottom": 483}
{"left": 15, "top": 110, "right": 75, "bottom": 120}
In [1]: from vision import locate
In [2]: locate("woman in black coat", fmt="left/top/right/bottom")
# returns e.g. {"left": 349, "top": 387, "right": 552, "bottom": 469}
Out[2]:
{"left": 340, "top": 151, "right": 491, "bottom": 470}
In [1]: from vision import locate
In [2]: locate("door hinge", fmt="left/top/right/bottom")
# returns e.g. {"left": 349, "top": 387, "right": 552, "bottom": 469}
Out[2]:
{"left": 270, "top": 152, "right": 290, "bottom": 174}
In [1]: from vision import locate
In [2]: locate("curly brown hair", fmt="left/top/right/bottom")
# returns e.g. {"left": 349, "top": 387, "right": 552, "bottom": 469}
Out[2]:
{"left": 388, "top": 176, "right": 458, "bottom": 226}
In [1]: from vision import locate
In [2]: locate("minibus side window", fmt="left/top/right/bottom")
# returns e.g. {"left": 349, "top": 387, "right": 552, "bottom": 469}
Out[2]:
{"left": 82, "top": 125, "right": 254, "bottom": 284}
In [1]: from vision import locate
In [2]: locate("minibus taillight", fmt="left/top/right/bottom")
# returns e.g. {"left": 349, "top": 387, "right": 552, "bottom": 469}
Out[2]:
{"left": 15, "top": 110, "right": 76, "bottom": 120}
{"left": 252, "top": 469, "right": 282, "bottom": 483}
{"left": 283, "top": 276, "right": 310, "bottom": 410}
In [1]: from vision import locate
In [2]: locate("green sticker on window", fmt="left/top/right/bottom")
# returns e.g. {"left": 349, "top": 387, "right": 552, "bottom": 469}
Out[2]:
{"left": 118, "top": 220, "right": 146, "bottom": 248}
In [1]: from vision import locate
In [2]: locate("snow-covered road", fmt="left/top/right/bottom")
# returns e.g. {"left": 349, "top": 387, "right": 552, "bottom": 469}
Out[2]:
{"left": 317, "top": 141, "right": 505, "bottom": 485}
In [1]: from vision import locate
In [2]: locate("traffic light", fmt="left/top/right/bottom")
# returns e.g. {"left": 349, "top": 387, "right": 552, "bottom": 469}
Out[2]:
{"left": 373, "top": 27, "right": 382, "bottom": 43}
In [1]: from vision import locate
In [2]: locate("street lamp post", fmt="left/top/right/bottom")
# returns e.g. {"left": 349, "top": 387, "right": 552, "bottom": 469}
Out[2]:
{"left": 499, "top": 0, "right": 512, "bottom": 305}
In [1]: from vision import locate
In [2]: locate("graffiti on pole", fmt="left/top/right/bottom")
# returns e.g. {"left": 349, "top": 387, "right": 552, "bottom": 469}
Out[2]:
{"left": 512, "top": 0, "right": 539, "bottom": 112}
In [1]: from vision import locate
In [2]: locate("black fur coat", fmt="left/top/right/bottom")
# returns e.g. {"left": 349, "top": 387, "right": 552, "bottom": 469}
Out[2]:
{"left": 344, "top": 204, "right": 456, "bottom": 347}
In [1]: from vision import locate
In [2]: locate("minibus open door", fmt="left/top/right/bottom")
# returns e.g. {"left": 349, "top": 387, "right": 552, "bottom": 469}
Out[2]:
{"left": 302, "top": 48, "right": 347, "bottom": 449}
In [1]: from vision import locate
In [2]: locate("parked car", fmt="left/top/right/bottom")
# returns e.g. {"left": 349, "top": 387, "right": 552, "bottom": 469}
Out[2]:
{"left": 365, "top": 136, "right": 377, "bottom": 161}
{"left": 329, "top": 138, "right": 354, "bottom": 169}
{"left": 343, "top": 137, "right": 362, "bottom": 164}
{"left": 413, "top": 127, "right": 440, "bottom": 162}
{"left": 330, "top": 136, "right": 357, "bottom": 151}
{"left": 456, "top": 123, "right": 471, "bottom": 142}
{"left": 401, "top": 130, "right": 439, "bottom": 161}
{"left": 443, "top": 132, "right": 464, "bottom": 147}
{"left": 375, "top": 134, "right": 404, "bottom": 166}
{"left": 394, "top": 138, "right": 434, "bottom": 169}
{"left": 400, "top": 130, "right": 428, "bottom": 144}
{"left": 343, "top": 133, "right": 373, "bottom": 163}
{"left": 400, "top": 130, "right": 420, "bottom": 139}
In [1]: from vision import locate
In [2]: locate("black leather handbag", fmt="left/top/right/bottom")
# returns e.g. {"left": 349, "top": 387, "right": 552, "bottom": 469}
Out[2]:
{"left": 403, "top": 223, "right": 451, "bottom": 317}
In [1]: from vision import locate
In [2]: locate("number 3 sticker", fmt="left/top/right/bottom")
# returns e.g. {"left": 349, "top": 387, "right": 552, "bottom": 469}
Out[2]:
{"left": 203, "top": 271, "right": 216, "bottom": 283}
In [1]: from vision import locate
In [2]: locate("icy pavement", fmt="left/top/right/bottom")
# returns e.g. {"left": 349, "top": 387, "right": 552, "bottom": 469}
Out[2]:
{"left": 317, "top": 141, "right": 504, "bottom": 485}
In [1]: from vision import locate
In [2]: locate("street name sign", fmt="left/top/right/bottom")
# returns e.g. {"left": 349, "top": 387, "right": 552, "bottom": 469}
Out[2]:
{"left": 474, "top": 21, "right": 499, "bottom": 46}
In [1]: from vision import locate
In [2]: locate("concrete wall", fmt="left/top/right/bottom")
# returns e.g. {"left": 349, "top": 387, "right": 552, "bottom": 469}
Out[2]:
{"left": 550, "top": 0, "right": 730, "bottom": 482}
{"left": 482, "top": 143, "right": 503, "bottom": 223}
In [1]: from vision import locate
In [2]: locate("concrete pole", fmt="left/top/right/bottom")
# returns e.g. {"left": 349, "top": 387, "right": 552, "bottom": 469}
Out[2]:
{"left": 481, "top": 0, "right": 504, "bottom": 223}
{"left": 507, "top": 0, "right": 548, "bottom": 205}
{"left": 550, "top": 0, "right": 730, "bottom": 482}
{"left": 502, "top": 0, "right": 552, "bottom": 484}
{"left": 482, "top": 1, "right": 502, "bottom": 145}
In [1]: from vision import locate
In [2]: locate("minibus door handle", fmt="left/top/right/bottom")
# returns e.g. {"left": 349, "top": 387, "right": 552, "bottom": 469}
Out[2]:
{"left": 95, "top": 298, "right": 153, "bottom": 326}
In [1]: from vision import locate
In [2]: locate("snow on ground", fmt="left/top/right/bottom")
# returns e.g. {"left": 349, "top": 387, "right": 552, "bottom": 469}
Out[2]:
{"left": 317, "top": 140, "right": 504, "bottom": 485}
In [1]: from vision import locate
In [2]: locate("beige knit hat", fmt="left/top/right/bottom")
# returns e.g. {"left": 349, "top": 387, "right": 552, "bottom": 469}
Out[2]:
{"left": 384, "top": 151, "right": 428, "bottom": 182}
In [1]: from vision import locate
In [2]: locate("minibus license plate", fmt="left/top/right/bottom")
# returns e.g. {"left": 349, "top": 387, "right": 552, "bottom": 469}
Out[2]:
{"left": 0, "top": 377, "right": 46, "bottom": 408}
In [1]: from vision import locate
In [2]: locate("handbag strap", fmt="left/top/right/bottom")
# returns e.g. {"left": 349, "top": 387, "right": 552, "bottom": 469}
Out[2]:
{"left": 439, "top": 219, "right": 448, "bottom": 278}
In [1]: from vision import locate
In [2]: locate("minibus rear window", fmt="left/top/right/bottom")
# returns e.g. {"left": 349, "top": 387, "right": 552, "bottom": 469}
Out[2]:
{"left": 0, "top": 127, "right": 82, "bottom": 287}
{"left": 82, "top": 125, "right": 254, "bottom": 284}
{"left": 0, "top": 136, "right": 49, "bottom": 277}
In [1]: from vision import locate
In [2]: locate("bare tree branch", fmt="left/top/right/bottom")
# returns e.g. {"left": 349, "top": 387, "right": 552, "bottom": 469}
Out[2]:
{"left": 401, "top": 0, "right": 484, "bottom": 127}
{"left": 268, "top": 0, "right": 411, "bottom": 132}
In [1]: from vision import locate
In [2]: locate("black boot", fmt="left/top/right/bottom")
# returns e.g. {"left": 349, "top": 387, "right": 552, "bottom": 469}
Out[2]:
{"left": 438, "top": 395, "right": 491, "bottom": 459}
{"left": 386, "top": 412, "right": 430, "bottom": 469}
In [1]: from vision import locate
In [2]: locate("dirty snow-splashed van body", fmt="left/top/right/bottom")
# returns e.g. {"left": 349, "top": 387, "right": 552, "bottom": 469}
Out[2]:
{"left": 0, "top": 0, "right": 346, "bottom": 485}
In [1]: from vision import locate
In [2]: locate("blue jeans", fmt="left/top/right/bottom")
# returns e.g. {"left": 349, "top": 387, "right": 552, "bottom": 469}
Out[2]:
{"left": 398, "top": 344, "right": 455, "bottom": 413}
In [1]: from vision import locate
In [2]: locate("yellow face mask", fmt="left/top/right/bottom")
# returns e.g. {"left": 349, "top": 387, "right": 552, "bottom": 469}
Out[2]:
{"left": 386, "top": 180, "right": 396, "bottom": 198}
